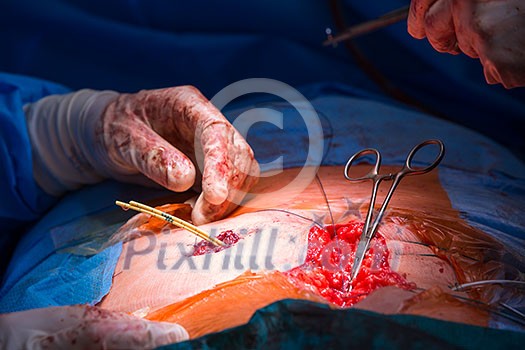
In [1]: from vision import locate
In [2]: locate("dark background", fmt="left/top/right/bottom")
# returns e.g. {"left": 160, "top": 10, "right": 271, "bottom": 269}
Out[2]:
{"left": 1, "top": 0, "right": 524, "bottom": 160}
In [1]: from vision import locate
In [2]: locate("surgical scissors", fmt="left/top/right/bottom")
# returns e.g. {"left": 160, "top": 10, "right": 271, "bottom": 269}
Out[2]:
{"left": 344, "top": 140, "right": 445, "bottom": 286}
{"left": 323, "top": 5, "right": 409, "bottom": 46}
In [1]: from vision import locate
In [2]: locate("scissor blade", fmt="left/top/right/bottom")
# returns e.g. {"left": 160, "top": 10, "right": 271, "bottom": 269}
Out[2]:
{"left": 349, "top": 236, "right": 370, "bottom": 282}
{"left": 323, "top": 6, "right": 409, "bottom": 46}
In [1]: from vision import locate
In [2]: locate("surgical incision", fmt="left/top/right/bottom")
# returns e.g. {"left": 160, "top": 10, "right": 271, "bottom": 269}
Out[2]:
{"left": 286, "top": 222, "right": 415, "bottom": 307}
{"left": 191, "top": 221, "right": 416, "bottom": 307}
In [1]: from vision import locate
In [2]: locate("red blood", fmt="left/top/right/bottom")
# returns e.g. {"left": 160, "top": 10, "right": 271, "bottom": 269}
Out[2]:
{"left": 285, "top": 221, "right": 416, "bottom": 307}
{"left": 192, "top": 230, "right": 240, "bottom": 256}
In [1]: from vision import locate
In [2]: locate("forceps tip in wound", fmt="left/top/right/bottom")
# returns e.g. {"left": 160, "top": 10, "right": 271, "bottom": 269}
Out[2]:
{"left": 345, "top": 139, "right": 445, "bottom": 286}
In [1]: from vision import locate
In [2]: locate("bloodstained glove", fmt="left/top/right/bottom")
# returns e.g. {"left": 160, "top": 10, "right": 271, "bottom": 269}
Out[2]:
{"left": 0, "top": 305, "right": 188, "bottom": 349}
{"left": 25, "top": 86, "right": 260, "bottom": 225}
{"left": 408, "top": 0, "right": 525, "bottom": 88}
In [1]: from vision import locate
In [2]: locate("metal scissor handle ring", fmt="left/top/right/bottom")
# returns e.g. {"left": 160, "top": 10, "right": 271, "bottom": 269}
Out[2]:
{"left": 404, "top": 139, "right": 445, "bottom": 175}
{"left": 344, "top": 148, "right": 381, "bottom": 181}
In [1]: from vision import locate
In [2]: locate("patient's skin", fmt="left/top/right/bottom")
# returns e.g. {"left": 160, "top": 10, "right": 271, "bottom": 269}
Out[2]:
{"left": 99, "top": 166, "right": 511, "bottom": 335}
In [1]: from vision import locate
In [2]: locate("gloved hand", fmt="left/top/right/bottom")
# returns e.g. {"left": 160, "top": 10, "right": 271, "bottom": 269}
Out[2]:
{"left": 408, "top": 0, "right": 525, "bottom": 88}
{"left": 0, "top": 305, "right": 188, "bottom": 349}
{"left": 25, "top": 86, "right": 260, "bottom": 224}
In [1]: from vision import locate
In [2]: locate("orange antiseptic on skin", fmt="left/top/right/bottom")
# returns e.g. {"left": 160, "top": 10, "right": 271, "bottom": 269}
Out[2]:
{"left": 101, "top": 166, "right": 516, "bottom": 337}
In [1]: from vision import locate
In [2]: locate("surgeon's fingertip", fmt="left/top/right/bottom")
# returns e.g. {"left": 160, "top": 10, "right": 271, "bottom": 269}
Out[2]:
{"left": 191, "top": 211, "right": 207, "bottom": 226}
{"left": 407, "top": 9, "right": 425, "bottom": 38}
{"left": 191, "top": 196, "right": 208, "bottom": 225}
{"left": 204, "top": 181, "right": 228, "bottom": 205}
{"left": 167, "top": 160, "right": 196, "bottom": 192}
{"left": 408, "top": 26, "right": 427, "bottom": 40}
{"left": 429, "top": 39, "right": 457, "bottom": 54}
{"left": 147, "top": 321, "right": 189, "bottom": 344}
{"left": 483, "top": 63, "right": 500, "bottom": 86}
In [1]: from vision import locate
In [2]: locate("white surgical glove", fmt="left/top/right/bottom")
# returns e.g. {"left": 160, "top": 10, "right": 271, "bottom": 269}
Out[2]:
{"left": 408, "top": 0, "right": 525, "bottom": 88}
{"left": 0, "top": 305, "right": 188, "bottom": 349}
{"left": 25, "top": 86, "right": 260, "bottom": 224}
